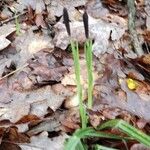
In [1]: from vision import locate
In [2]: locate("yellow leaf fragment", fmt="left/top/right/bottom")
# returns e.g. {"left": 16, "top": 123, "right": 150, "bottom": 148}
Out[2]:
{"left": 126, "top": 78, "right": 138, "bottom": 90}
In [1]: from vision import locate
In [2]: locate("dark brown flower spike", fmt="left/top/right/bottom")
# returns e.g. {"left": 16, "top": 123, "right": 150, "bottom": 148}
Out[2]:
{"left": 83, "top": 11, "right": 89, "bottom": 39}
{"left": 63, "top": 8, "right": 71, "bottom": 36}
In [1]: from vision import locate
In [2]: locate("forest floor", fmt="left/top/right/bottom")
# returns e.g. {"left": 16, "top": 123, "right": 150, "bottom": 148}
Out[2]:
{"left": 0, "top": 0, "right": 150, "bottom": 149}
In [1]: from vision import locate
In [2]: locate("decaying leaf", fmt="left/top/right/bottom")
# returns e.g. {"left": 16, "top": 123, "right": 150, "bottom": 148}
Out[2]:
{"left": 14, "top": 29, "right": 54, "bottom": 66}
{"left": 0, "top": 24, "right": 16, "bottom": 51}
{"left": 46, "top": 0, "right": 87, "bottom": 22}
{"left": 0, "top": 84, "right": 65, "bottom": 123}
{"left": 20, "top": 0, "right": 45, "bottom": 14}
{"left": 0, "top": 127, "right": 29, "bottom": 150}
{"left": 19, "top": 131, "right": 68, "bottom": 150}
{"left": 86, "top": 0, "right": 109, "bottom": 19}
{"left": 130, "top": 143, "right": 150, "bottom": 150}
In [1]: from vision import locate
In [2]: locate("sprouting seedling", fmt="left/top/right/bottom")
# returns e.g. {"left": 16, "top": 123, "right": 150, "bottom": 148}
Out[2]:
{"left": 83, "top": 11, "right": 93, "bottom": 109}
{"left": 63, "top": 8, "right": 87, "bottom": 129}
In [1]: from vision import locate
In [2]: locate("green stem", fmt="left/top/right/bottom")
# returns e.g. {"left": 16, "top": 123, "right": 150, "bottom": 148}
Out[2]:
{"left": 70, "top": 40, "right": 87, "bottom": 128}
{"left": 84, "top": 39, "right": 93, "bottom": 109}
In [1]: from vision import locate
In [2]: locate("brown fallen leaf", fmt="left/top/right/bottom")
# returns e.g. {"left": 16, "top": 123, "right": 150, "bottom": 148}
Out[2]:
{"left": 29, "top": 61, "right": 68, "bottom": 83}
{"left": 35, "top": 13, "right": 46, "bottom": 28}
{"left": 16, "top": 115, "right": 40, "bottom": 124}
{"left": 61, "top": 108, "right": 80, "bottom": 131}
{"left": 0, "top": 126, "right": 29, "bottom": 150}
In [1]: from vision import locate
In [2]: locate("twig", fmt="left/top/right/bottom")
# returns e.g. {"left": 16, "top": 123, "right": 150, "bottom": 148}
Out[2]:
{"left": 0, "top": 11, "right": 27, "bottom": 26}
{"left": 127, "top": 0, "right": 143, "bottom": 56}
{"left": 0, "top": 63, "right": 28, "bottom": 81}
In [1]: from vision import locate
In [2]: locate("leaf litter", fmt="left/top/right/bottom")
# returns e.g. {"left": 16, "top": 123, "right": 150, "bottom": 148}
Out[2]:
{"left": 0, "top": 0, "right": 150, "bottom": 149}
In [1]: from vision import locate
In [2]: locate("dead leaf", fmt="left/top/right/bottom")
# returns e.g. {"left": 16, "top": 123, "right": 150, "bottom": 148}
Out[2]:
{"left": 47, "top": 0, "right": 87, "bottom": 22}
{"left": 14, "top": 29, "right": 54, "bottom": 66}
{"left": 35, "top": 13, "right": 46, "bottom": 28}
{"left": 0, "top": 85, "right": 65, "bottom": 123}
{"left": 20, "top": 131, "right": 68, "bottom": 150}
{"left": 0, "top": 127, "right": 29, "bottom": 150}
{"left": 20, "top": 0, "right": 45, "bottom": 14}
{"left": 54, "top": 16, "right": 126, "bottom": 57}
{"left": 86, "top": 0, "right": 109, "bottom": 19}
{"left": 16, "top": 115, "right": 40, "bottom": 124}
{"left": 29, "top": 61, "right": 68, "bottom": 83}
{"left": 136, "top": 118, "right": 147, "bottom": 129}
{"left": 0, "top": 24, "right": 16, "bottom": 51}
{"left": 130, "top": 144, "right": 150, "bottom": 150}
{"left": 61, "top": 108, "right": 80, "bottom": 131}
{"left": 26, "top": 116, "right": 61, "bottom": 136}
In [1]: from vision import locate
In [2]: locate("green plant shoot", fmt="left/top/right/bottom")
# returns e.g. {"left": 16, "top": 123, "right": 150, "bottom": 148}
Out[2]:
{"left": 83, "top": 11, "right": 93, "bottom": 109}
{"left": 84, "top": 39, "right": 93, "bottom": 108}
{"left": 63, "top": 8, "right": 87, "bottom": 128}
{"left": 98, "top": 119, "right": 150, "bottom": 147}
{"left": 70, "top": 40, "right": 87, "bottom": 129}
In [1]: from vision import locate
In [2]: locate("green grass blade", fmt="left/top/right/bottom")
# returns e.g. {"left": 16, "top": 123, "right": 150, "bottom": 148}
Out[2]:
{"left": 94, "top": 145, "right": 119, "bottom": 150}
{"left": 64, "top": 135, "right": 80, "bottom": 150}
{"left": 98, "top": 119, "right": 150, "bottom": 147}
{"left": 70, "top": 40, "right": 87, "bottom": 129}
{"left": 65, "top": 127, "right": 132, "bottom": 150}
{"left": 84, "top": 39, "right": 93, "bottom": 109}
{"left": 76, "top": 140, "right": 87, "bottom": 150}
{"left": 76, "top": 127, "right": 131, "bottom": 140}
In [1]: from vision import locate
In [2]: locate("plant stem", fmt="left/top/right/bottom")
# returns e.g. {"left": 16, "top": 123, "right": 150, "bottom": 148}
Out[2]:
{"left": 70, "top": 40, "right": 87, "bottom": 129}
{"left": 84, "top": 39, "right": 93, "bottom": 109}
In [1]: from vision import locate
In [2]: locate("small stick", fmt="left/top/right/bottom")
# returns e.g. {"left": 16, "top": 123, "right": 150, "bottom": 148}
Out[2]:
{"left": 0, "top": 11, "right": 27, "bottom": 26}
{"left": 0, "top": 63, "right": 28, "bottom": 81}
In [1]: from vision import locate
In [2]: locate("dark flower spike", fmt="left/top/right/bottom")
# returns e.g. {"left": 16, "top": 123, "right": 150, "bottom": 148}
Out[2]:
{"left": 83, "top": 11, "right": 89, "bottom": 39}
{"left": 63, "top": 8, "right": 71, "bottom": 36}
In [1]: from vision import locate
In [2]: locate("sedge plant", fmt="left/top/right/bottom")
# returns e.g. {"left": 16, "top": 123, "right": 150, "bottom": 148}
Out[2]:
{"left": 83, "top": 11, "right": 93, "bottom": 109}
{"left": 63, "top": 8, "right": 87, "bottom": 129}
{"left": 63, "top": 8, "right": 150, "bottom": 150}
